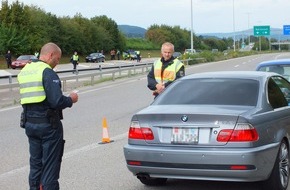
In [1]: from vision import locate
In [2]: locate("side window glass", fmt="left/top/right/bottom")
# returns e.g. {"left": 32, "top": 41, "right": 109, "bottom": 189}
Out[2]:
{"left": 268, "top": 77, "right": 288, "bottom": 108}
{"left": 272, "top": 76, "right": 290, "bottom": 105}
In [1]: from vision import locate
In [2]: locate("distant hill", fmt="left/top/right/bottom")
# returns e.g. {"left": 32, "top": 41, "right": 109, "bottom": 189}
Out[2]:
{"left": 118, "top": 25, "right": 147, "bottom": 38}
{"left": 118, "top": 25, "right": 290, "bottom": 40}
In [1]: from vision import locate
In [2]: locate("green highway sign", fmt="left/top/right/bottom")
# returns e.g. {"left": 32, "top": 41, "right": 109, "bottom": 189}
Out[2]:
{"left": 254, "top": 25, "right": 270, "bottom": 36}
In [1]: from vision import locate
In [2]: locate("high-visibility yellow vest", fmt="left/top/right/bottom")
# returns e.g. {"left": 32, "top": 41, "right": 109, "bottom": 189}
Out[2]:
{"left": 154, "top": 59, "right": 184, "bottom": 83}
{"left": 72, "top": 55, "right": 79, "bottom": 61}
{"left": 17, "top": 61, "right": 51, "bottom": 105}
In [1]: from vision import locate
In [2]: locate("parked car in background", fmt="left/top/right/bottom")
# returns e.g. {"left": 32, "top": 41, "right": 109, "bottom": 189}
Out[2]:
{"left": 122, "top": 52, "right": 130, "bottom": 60}
{"left": 123, "top": 50, "right": 138, "bottom": 60}
{"left": 128, "top": 51, "right": 138, "bottom": 60}
{"left": 211, "top": 49, "right": 219, "bottom": 53}
{"left": 173, "top": 52, "right": 182, "bottom": 59}
{"left": 11, "top": 55, "right": 38, "bottom": 69}
{"left": 256, "top": 59, "right": 290, "bottom": 81}
{"left": 124, "top": 71, "right": 290, "bottom": 190}
{"left": 183, "top": 48, "right": 196, "bottom": 55}
{"left": 85, "top": 53, "right": 105, "bottom": 63}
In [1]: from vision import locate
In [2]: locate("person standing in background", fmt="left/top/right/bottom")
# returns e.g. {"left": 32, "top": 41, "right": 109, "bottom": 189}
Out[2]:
{"left": 110, "top": 49, "right": 116, "bottom": 60}
{"left": 34, "top": 51, "right": 39, "bottom": 59}
{"left": 5, "top": 50, "right": 12, "bottom": 69}
{"left": 116, "top": 49, "right": 120, "bottom": 60}
{"left": 71, "top": 51, "right": 79, "bottom": 74}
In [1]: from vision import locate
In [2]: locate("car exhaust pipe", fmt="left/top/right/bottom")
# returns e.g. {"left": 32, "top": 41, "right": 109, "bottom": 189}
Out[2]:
{"left": 136, "top": 173, "right": 150, "bottom": 180}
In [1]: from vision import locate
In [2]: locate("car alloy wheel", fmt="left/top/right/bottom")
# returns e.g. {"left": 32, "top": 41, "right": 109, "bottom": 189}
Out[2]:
{"left": 279, "top": 142, "right": 289, "bottom": 188}
{"left": 263, "top": 140, "right": 289, "bottom": 190}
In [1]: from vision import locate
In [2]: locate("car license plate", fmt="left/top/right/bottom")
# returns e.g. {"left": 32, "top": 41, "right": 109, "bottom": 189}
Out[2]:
{"left": 171, "top": 127, "right": 198, "bottom": 144}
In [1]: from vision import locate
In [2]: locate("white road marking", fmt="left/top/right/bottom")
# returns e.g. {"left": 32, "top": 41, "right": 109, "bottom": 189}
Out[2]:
{"left": 0, "top": 133, "right": 128, "bottom": 179}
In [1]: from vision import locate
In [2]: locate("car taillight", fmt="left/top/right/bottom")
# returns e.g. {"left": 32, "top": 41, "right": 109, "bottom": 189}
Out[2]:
{"left": 217, "top": 123, "right": 258, "bottom": 142}
{"left": 128, "top": 121, "right": 154, "bottom": 140}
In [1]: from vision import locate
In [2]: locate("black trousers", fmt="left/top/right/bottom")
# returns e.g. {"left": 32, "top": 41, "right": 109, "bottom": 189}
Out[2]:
{"left": 6, "top": 61, "right": 11, "bottom": 68}
{"left": 72, "top": 61, "right": 78, "bottom": 73}
{"left": 25, "top": 121, "right": 65, "bottom": 190}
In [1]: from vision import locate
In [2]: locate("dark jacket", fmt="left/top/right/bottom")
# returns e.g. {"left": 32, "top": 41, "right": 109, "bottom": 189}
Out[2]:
{"left": 5, "top": 53, "right": 12, "bottom": 63}
{"left": 147, "top": 57, "right": 185, "bottom": 91}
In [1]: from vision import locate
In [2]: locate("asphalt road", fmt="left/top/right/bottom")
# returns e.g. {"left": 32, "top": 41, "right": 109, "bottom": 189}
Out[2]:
{"left": 1, "top": 53, "right": 290, "bottom": 190}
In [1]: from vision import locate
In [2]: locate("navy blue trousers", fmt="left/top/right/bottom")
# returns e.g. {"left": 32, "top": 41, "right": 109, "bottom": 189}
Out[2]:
{"left": 25, "top": 121, "right": 65, "bottom": 190}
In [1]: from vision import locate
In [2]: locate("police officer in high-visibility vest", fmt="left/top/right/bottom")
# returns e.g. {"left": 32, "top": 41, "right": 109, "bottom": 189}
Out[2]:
{"left": 147, "top": 42, "right": 185, "bottom": 97}
{"left": 136, "top": 50, "right": 141, "bottom": 62}
{"left": 71, "top": 51, "right": 79, "bottom": 74}
{"left": 17, "top": 43, "right": 78, "bottom": 190}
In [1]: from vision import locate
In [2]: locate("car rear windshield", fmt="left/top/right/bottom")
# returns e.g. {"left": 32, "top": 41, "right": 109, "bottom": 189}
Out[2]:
{"left": 154, "top": 78, "right": 259, "bottom": 106}
{"left": 257, "top": 65, "right": 290, "bottom": 77}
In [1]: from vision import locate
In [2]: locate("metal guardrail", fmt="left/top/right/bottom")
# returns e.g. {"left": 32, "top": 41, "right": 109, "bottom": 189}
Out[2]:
{"left": 0, "top": 59, "right": 193, "bottom": 91}
{"left": 0, "top": 63, "right": 153, "bottom": 92}
{"left": 60, "top": 64, "right": 152, "bottom": 91}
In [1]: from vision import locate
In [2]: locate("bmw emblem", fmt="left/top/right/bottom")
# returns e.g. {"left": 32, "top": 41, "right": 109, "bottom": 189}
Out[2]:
{"left": 181, "top": 115, "right": 188, "bottom": 122}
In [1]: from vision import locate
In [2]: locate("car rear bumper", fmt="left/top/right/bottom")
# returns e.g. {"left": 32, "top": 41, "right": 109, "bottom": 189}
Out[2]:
{"left": 123, "top": 142, "right": 280, "bottom": 182}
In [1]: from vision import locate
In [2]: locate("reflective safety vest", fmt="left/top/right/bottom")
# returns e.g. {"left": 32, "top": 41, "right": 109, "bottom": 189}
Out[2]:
{"left": 17, "top": 61, "right": 51, "bottom": 105}
{"left": 154, "top": 59, "right": 184, "bottom": 83}
{"left": 72, "top": 55, "right": 79, "bottom": 61}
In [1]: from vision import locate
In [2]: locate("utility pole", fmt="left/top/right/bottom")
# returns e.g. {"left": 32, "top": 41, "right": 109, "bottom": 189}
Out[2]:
{"left": 190, "top": 0, "right": 194, "bottom": 53}
{"left": 233, "top": 0, "right": 236, "bottom": 51}
{"left": 247, "top": 12, "right": 251, "bottom": 45}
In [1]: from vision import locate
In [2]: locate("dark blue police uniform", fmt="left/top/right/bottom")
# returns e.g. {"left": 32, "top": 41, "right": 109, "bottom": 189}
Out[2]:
{"left": 23, "top": 65, "right": 73, "bottom": 190}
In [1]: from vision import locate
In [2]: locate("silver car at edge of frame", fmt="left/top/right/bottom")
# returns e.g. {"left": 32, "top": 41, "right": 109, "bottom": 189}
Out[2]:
{"left": 256, "top": 59, "right": 290, "bottom": 82}
{"left": 123, "top": 71, "right": 290, "bottom": 190}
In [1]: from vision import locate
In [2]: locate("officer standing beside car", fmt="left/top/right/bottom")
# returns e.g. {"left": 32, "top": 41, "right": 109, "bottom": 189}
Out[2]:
{"left": 147, "top": 42, "right": 185, "bottom": 97}
{"left": 17, "top": 42, "right": 78, "bottom": 190}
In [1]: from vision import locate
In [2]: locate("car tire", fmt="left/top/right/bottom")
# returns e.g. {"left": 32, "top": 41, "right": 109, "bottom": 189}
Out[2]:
{"left": 262, "top": 140, "right": 289, "bottom": 190}
{"left": 138, "top": 177, "right": 167, "bottom": 186}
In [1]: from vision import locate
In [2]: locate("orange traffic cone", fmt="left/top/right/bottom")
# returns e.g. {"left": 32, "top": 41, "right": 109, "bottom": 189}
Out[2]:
{"left": 99, "top": 117, "right": 114, "bottom": 144}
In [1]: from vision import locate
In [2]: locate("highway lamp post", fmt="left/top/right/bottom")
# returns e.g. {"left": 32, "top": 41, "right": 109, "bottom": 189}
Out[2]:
{"left": 247, "top": 12, "right": 251, "bottom": 45}
{"left": 190, "top": 0, "right": 194, "bottom": 53}
{"left": 232, "top": 0, "right": 236, "bottom": 51}
{"left": 279, "top": 35, "right": 281, "bottom": 51}
{"left": 259, "top": 36, "right": 261, "bottom": 52}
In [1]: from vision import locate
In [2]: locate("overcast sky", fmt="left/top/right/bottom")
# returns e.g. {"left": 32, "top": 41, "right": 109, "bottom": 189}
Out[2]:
{"left": 6, "top": 0, "right": 290, "bottom": 34}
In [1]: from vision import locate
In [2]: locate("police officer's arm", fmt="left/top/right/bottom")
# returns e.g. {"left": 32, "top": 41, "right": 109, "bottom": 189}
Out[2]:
{"left": 147, "top": 65, "right": 158, "bottom": 91}
{"left": 43, "top": 68, "right": 73, "bottom": 109}
{"left": 164, "top": 65, "right": 185, "bottom": 88}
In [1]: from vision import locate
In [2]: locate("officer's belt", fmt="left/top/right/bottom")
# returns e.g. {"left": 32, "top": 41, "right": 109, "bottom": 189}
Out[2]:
{"left": 26, "top": 117, "right": 50, "bottom": 124}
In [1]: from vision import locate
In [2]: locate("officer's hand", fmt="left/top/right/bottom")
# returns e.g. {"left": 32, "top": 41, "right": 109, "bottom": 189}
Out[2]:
{"left": 69, "top": 92, "right": 78, "bottom": 103}
{"left": 155, "top": 83, "right": 165, "bottom": 94}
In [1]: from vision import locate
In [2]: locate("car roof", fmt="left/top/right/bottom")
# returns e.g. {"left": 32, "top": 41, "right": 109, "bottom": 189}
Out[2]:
{"left": 17, "top": 55, "right": 36, "bottom": 59}
{"left": 18, "top": 55, "right": 34, "bottom": 57}
{"left": 181, "top": 71, "right": 275, "bottom": 81}
{"left": 257, "top": 59, "right": 290, "bottom": 67}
